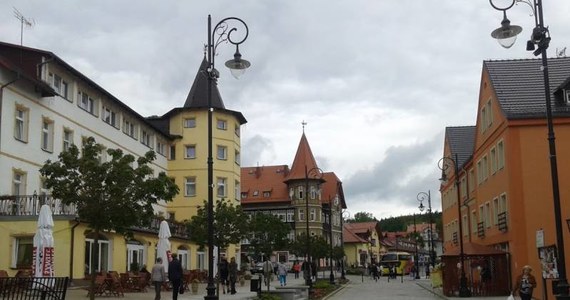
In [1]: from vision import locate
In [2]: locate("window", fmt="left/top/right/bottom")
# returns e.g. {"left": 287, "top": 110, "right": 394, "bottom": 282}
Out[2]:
{"left": 471, "top": 210, "right": 478, "bottom": 236}
{"left": 156, "top": 140, "right": 166, "bottom": 156}
{"left": 234, "top": 123, "right": 240, "bottom": 137}
{"left": 217, "top": 177, "right": 227, "bottom": 197}
{"left": 235, "top": 150, "right": 241, "bottom": 165}
{"left": 497, "top": 140, "right": 505, "bottom": 170}
{"left": 310, "top": 208, "right": 316, "bottom": 221}
{"left": 41, "top": 118, "right": 54, "bottom": 152}
{"left": 170, "top": 145, "right": 176, "bottom": 160}
{"left": 184, "top": 177, "right": 196, "bottom": 196}
{"left": 14, "top": 106, "right": 29, "bottom": 142}
{"left": 310, "top": 186, "right": 317, "bottom": 199}
{"left": 63, "top": 128, "right": 73, "bottom": 151}
{"left": 123, "top": 119, "right": 138, "bottom": 139}
{"left": 463, "top": 214, "right": 468, "bottom": 236}
{"left": 84, "top": 238, "right": 110, "bottom": 275}
{"left": 183, "top": 118, "right": 196, "bottom": 128}
{"left": 185, "top": 145, "right": 196, "bottom": 159}
{"left": 299, "top": 209, "right": 305, "bottom": 221}
{"left": 482, "top": 155, "right": 488, "bottom": 181}
{"left": 480, "top": 106, "right": 487, "bottom": 133}
{"left": 468, "top": 169, "right": 475, "bottom": 193}
{"left": 178, "top": 249, "right": 189, "bottom": 270}
{"left": 11, "top": 237, "right": 33, "bottom": 269}
{"left": 78, "top": 91, "right": 96, "bottom": 114}
{"left": 197, "top": 252, "right": 205, "bottom": 270}
{"left": 217, "top": 119, "right": 227, "bottom": 130}
{"left": 217, "top": 146, "right": 227, "bottom": 160}
{"left": 263, "top": 191, "right": 271, "bottom": 198}
{"left": 490, "top": 147, "right": 497, "bottom": 174}
{"left": 479, "top": 205, "right": 485, "bottom": 227}
{"left": 102, "top": 107, "right": 118, "bottom": 128}
{"left": 298, "top": 186, "right": 304, "bottom": 199}
{"left": 235, "top": 181, "right": 240, "bottom": 200}
{"left": 477, "top": 160, "right": 483, "bottom": 185}
{"left": 49, "top": 73, "right": 69, "bottom": 99}
{"left": 493, "top": 197, "right": 499, "bottom": 225}
{"left": 287, "top": 211, "right": 294, "bottom": 222}
{"left": 13, "top": 170, "right": 26, "bottom": 196}
{"left": 141, "top": 130, "right": 152, "bottom": 148}
{"left": 485, "top": 202, "right": 491, "bottom": 228}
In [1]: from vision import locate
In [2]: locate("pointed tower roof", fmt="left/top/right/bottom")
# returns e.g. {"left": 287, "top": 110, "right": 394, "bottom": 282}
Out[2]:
{"left": 285, "top": 133, "right": 320, "bottom": 182}
{"left": 183, "top": 57, "right": 226, "bottom": 109}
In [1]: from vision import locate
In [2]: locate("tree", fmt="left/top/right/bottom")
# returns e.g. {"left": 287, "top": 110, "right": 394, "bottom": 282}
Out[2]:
{"left": 186, "top": 199, "right": 249, "bottom": 251}
{"left": 40, "top": 137, "right": 178, "bottom": 300}
{"left": 348, "top": 211, "right": 376, "bottom": 223}
{"left": 247, "top": 213, "right": 290, "bottom": 260}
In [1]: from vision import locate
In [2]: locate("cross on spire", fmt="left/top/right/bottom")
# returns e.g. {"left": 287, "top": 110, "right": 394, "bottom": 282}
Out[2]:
{"left": 302, "top": 120, "right": 307, "bottom": 133}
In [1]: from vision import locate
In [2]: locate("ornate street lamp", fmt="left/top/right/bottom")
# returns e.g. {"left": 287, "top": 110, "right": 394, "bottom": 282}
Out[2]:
{"left": 439, "top": 154, "right": 471, "bottom": 297}
{"left": 489, "top": 1, "right": 568, "bottom": 298}
{"left": 340, "top": 210, "right": 350, "bottom": 280}
{"left": 304, "top": 167, "right": 324, "bottom": 288}
{"left": 417, "top": 191, "right": 436, "bottom": 267}
{"left": 413, "top": 212, "right": 420, "bottom": 280}
{"left": 204, "top": 15, "right": 250, "bottom": 300}
{"left": 329, "top": 197, "right": 335, "bottom": 284}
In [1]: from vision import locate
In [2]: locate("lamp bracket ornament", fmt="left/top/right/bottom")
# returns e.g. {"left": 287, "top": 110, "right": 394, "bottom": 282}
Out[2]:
{"left": 212, "top": 18, "right": 249, "bottom": 56}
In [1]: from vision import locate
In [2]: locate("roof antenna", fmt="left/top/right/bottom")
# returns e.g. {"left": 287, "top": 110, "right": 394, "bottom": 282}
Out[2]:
{"left": 556, "top": 47, "right": 567, "bottom": 58}
{"left": 13, "top": 7, "right": 35, "bottom": 46}
{"left": 302, "top": 120, "right": 307, "bottom": 133}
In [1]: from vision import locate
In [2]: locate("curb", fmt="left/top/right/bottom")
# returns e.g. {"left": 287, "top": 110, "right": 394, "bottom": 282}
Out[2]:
{"left": 415, "top": 282, "right": 448, "bottom": 300}
{"left": 321, "top": 280, "right": 349, "bottom": 300}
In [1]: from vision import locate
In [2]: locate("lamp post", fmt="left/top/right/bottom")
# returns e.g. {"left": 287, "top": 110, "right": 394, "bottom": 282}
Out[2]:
{"left": 329, "top": 197, "right": 335, "bottom": 284}
{"left": 439, "top": 154, "right": 471, "bottom": 297}
{"left": 340, "top": 210, "right": 350, "bottom": 280}
{"left": 205, "top": 14, "right": 250, "bottom": 300}
{"left": 489, "top": 1, "right": 568, "bottom": 298}
{"left": 413, "top": 213, "right": 420, "bottom": 280}
{"left": 417, "top": 191, "right": 435, "bottom": 267}
{"left": 305, "top": 166, "right": 324, "bottom": 288}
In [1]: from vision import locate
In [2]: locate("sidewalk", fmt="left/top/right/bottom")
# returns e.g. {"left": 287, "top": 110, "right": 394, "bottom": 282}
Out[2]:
{"left": 415, "top": 279, "right": 507, "bottom": 300}
{"left": 66, "top": 274, "right": 308, "bottom": 300}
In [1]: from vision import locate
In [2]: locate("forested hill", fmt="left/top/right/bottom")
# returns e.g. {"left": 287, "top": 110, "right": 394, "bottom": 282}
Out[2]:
{"left": 346, "top": 211, "right": 442, "bottom": 234}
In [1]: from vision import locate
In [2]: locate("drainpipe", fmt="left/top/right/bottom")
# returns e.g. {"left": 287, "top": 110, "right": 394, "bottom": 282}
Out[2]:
{"left": 69, "top": 218, "right": 80, "bottom": 285}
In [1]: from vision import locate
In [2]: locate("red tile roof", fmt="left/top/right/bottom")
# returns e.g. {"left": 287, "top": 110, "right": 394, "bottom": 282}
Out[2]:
{"left": 343, "top": 225, "right": 368, "bottom": 243}
{"left": 241, "top": 165, "right": 290, "bottom": 204}
{"left": 286, "top": 133, "right": 319, "bottom": 182}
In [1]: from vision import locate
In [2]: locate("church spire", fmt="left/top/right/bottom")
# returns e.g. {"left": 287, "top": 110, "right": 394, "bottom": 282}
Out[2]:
{"left": 183, "top": 57, "right": 226, "bottom": 109}
{"left": 285, "top": 131, "right": 320, "bottom": 182}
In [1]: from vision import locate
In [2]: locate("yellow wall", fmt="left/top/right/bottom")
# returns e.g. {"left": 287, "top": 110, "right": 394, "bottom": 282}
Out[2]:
{"left": 344, "top": 243, "right": 369, "bottom": 267}
{"left": 167, "top": 109, "right": 242, "bottom": 222}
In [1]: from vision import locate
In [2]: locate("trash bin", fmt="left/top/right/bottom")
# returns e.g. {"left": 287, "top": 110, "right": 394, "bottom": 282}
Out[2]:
{"left": 250, "top": 278, "right": 259, "bottom": 292}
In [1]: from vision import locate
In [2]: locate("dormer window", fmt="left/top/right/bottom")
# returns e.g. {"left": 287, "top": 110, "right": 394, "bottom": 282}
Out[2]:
{"left": 565, "top": 90, "right": 570, "bottom": 105}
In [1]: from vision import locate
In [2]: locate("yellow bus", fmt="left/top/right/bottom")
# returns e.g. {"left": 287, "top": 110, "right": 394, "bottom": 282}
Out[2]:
{"left": 379, "top": 252, "right": 412, "bottom": 276}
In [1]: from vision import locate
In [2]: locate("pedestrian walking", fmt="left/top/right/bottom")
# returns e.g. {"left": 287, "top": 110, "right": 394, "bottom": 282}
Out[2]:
{"left": 277, "top": 261, "right": 288, "bottom": 286}
{"left": 512, "top": 265, "right": 537, "bottom": 300}
{"left": 168, "top": 255, "right": 183, "bottom": 300}
{"left": 228, "top": 257, "right": 238, "bottom": 294}
{"left": 301, "top": 259, "right": 311, "bottom": 283}
{"left": 263, "top": 259, "right": 273, "bottom": 287}
{"left": 372, "top": 263, "right": 379, "bottom": 282}
{"left": 292, "top": 261, "right": 301, "bottom": 279}
{"left": 218, "top": 257, "right": 229, "bottom": 294}
{"left": 151, "top": 258, "right": 166, "bottom": 300}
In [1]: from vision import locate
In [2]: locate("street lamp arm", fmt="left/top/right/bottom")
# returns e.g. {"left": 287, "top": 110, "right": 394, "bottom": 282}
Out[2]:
{"left": 212, "top": 17, "right": 249, "bottom": 52}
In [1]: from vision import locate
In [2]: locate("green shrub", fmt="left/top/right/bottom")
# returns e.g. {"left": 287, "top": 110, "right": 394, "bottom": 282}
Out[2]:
{"left": 313, "top": 280, "right": 331, "bottom": 289}
{"left": 252, "top": 293, "right": 281, "bottom": 300}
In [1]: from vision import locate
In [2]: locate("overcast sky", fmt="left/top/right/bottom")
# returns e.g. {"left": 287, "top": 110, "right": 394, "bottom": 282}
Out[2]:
{"left": 3, "top": 1, "right": 570, "bottom": 220}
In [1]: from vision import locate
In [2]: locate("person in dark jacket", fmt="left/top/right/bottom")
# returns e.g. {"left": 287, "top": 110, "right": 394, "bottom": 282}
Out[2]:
{"left": 218, "top": 257, "right": 229, "bottom": 294}
{"left": 168, "top": 255, "right": 183, "bottom": 300}
{"left": 228, "top": 257, "right": 238, "bottom": 294}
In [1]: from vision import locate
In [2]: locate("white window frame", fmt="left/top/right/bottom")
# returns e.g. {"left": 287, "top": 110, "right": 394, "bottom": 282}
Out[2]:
{"left": 11, "top": 236, "right": 33, "bottom": 269}
{"left": 493, "top": 197, "right": 499, "bottom": 226}
{"left": 85, "top": 238, "right": 111, "bottom": 275}
{"left": 217, "top": 145, "right": 227, "bottom": 160}
{"left": 78, "top": 91, "right": 96, "bottom": 115}
{"left": 156, "top": 140, "right": 166, "bottom": 156}
{"left": 234, "top": 123, "right": 240, "bottom": 137}
{"left": 185, "top": 145, "right": 196, "bottom": 159}
{"left": 235, "top": 150, "right": 240, "bottom": 165}
{"left": 13, "top": 170, "right": 26, "bottom": 196}
{"left": 217, "top": 177, "right": 227, "bottom": 197}
{"left": 497, "top": 140, "right": 505, "bottom": 170}
{"left": 41, "top": 118, "right": 54, "bottom": 152}
{"left": 102, "top": 107, "right": 118, "bottom": 128}
{"left": 184, "top": 177, "right": 196, "bottom": 197}
{"left": 234, "top": 181, "right": 240, "bottom": 201}
{"left": 217, "top": 119, "right": 227, "bottom": 130}
{"left": 178, "top": 250, "right": 189, "bottom": 270}
{"left": 183, "top": 118, "right": 196, "bottom": 128}
{"left": 299, "top": 209, "right": 305, "bottom": 221}
{"left": 123, "top": 119, "right": 138, "bottom": 139}
{"left": 197, "top": 252, "right": 205, "bottom": 270}
{"left": 63, "top": 128, "right": 73, "bottom": 152}
{"left": 310, "top": 208, "right": 316, "bottom": 221}
{"left": 14, "top": 106, "right": 29, "bottom": 142}
{"left": 141, "top": 130, "right": 152, "bottom": 148}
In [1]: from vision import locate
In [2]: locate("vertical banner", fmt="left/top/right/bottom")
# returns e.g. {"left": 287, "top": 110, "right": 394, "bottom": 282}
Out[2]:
{"left": 32, "top": 246, "right": 39, "bottom": 276}
{"left": 43, "top": 247, "right": 54, "bottom": 276}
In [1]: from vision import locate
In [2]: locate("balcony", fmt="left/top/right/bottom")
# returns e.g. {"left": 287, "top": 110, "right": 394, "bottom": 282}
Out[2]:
{"left": 497, "top": 212, "right": 508, "bottom": 232}
{"left": 453, "top": 231, "right": 458, "bottom": 245}
{"left": 0, "top": 194, "right": 190, "bottom": 239}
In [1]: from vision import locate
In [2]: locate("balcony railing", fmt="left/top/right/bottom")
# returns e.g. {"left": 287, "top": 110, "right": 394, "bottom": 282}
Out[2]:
{"left": 0, "top": 194, "right": 190, "bottom": 239}
{"left": 0, "top": 194, "right": 76, "bottom": 216}
{"left": 452, "top": 231, "right": 458, "bottom": 245}
{"left": 477, "top": 222, "right": 485, "bottom": 238}
{"left": 497, "top": 212, "right": 508, "bottom": 232}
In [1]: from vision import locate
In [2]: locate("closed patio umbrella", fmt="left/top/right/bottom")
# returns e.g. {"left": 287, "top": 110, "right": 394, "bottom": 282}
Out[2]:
{"left": 157, "top": 220, "right": 172, "bottom": 273}
{"left": 33, "top": 204, "right": 55, "bottom": 277}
